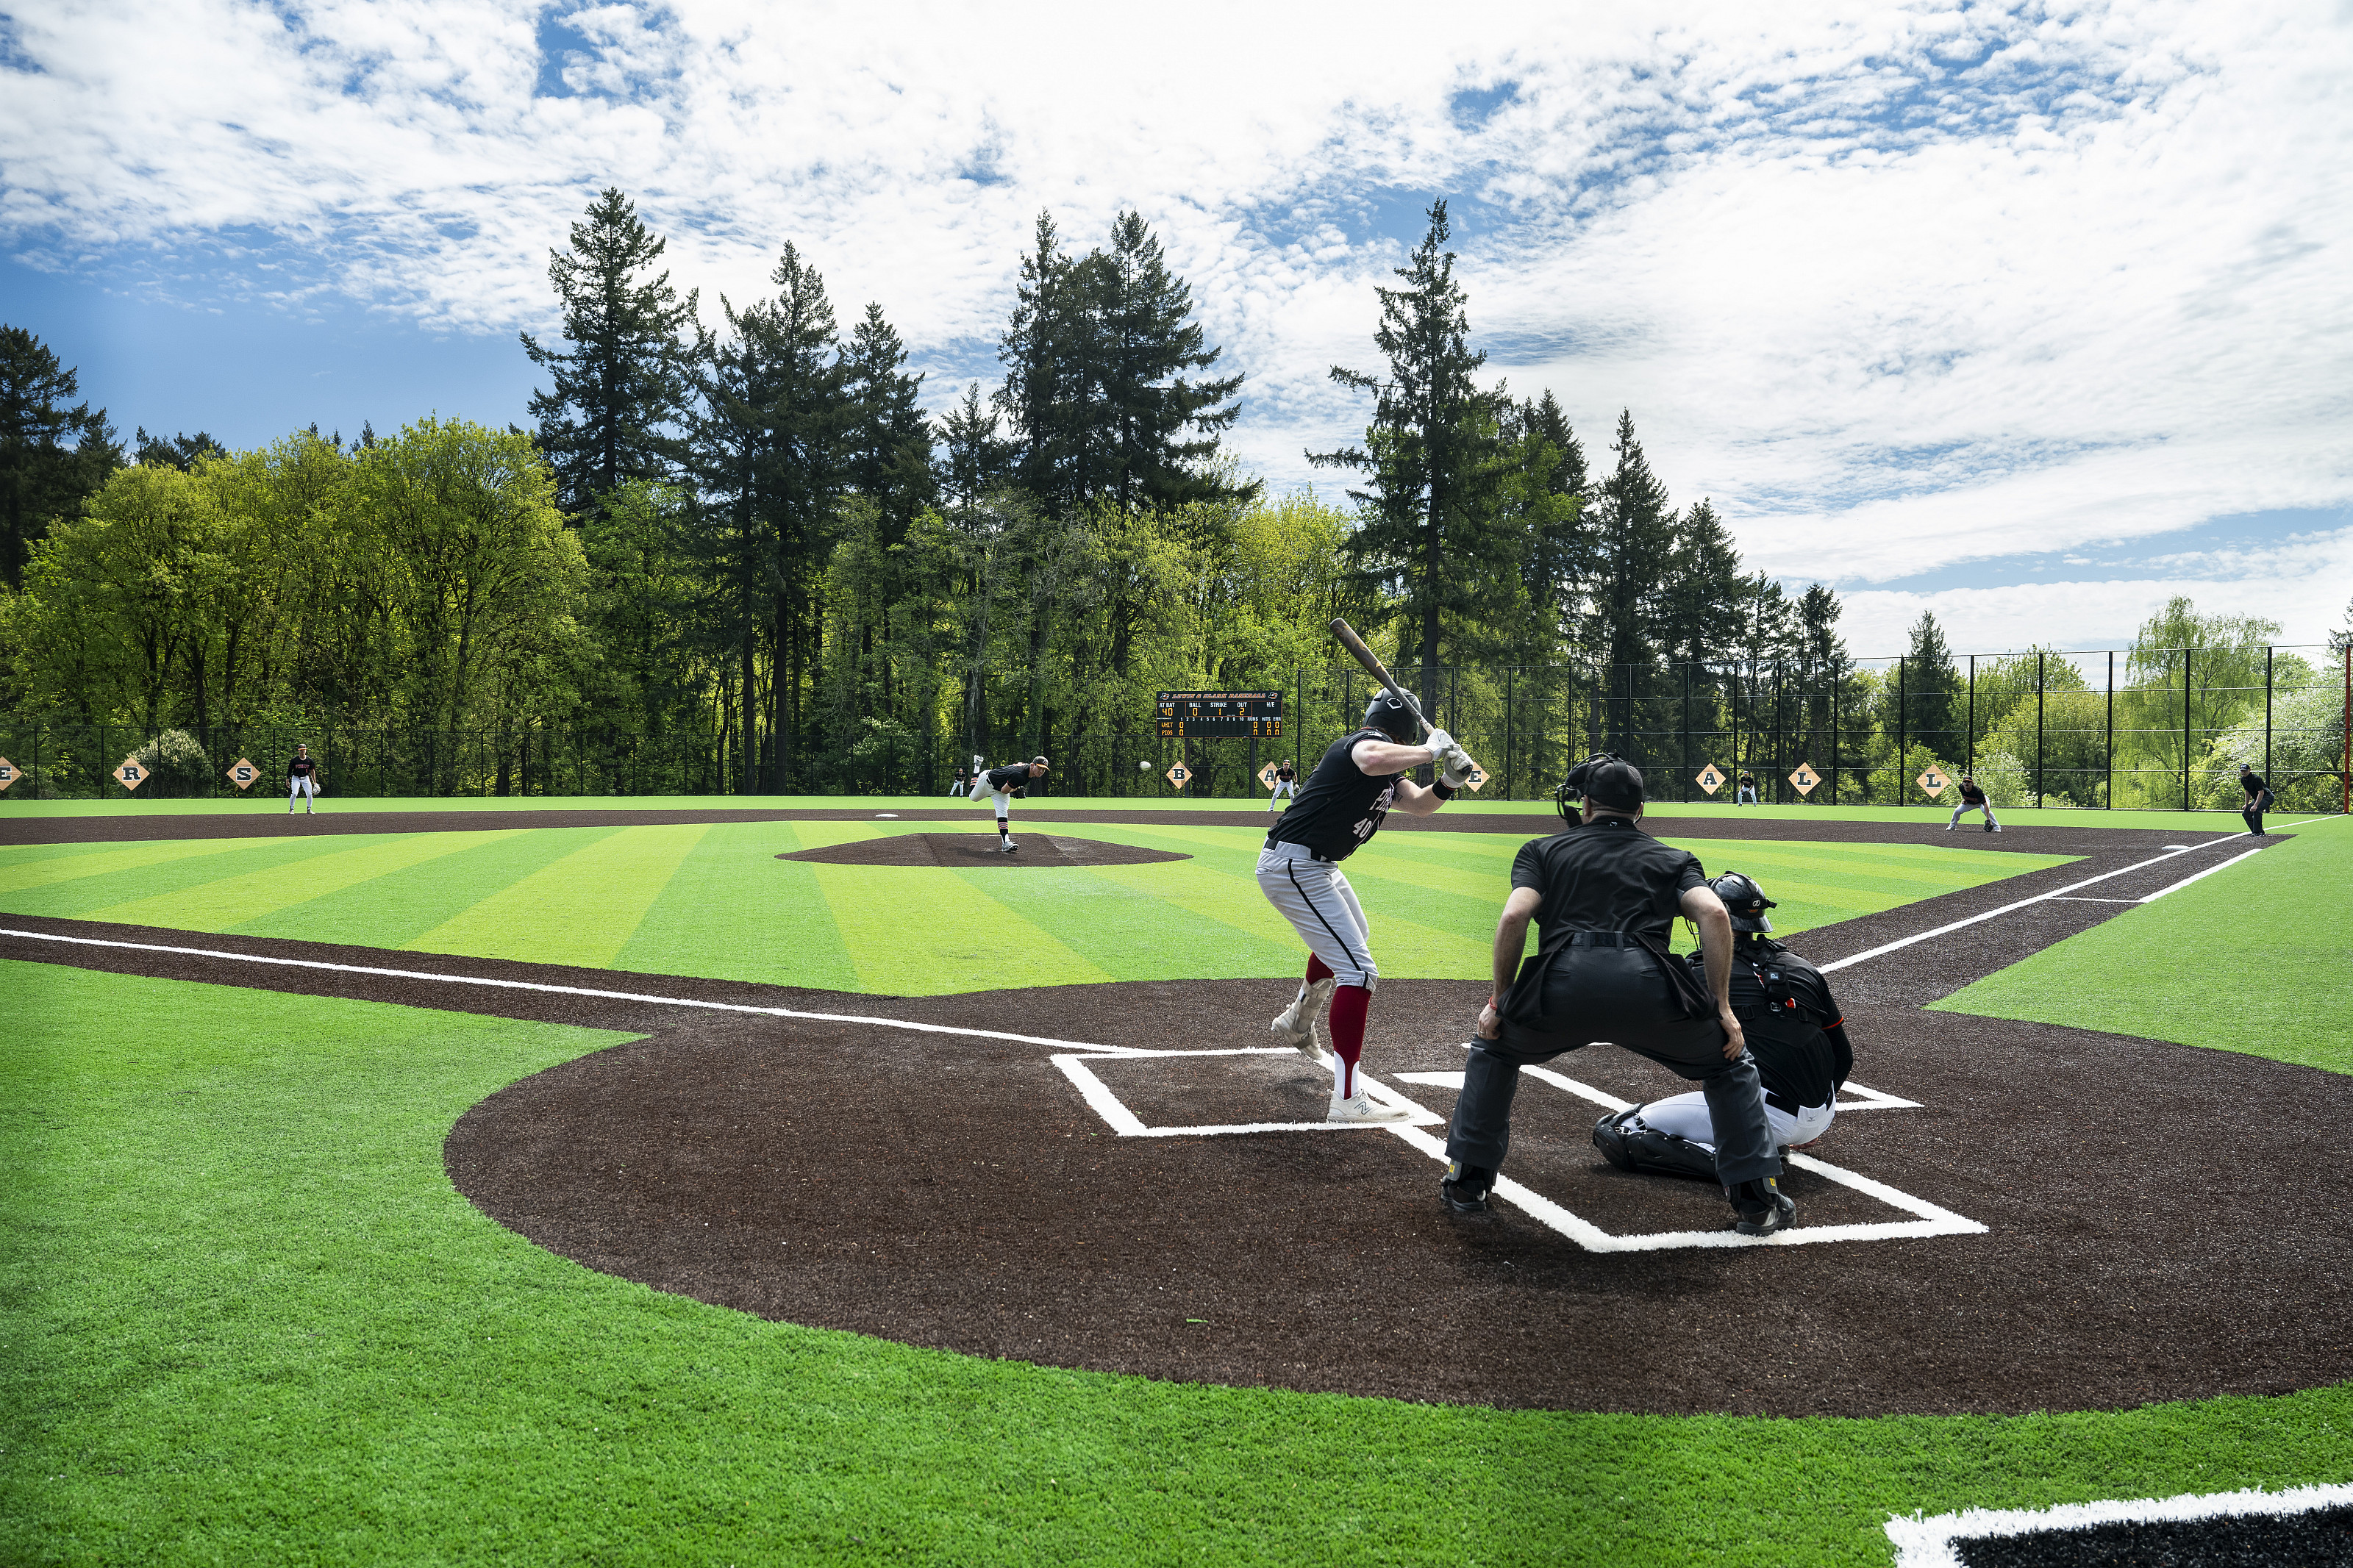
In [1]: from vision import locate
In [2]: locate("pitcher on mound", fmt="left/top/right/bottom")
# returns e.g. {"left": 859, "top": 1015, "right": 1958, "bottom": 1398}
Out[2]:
{"left": 1258, "top": 690, "right": 1476, "bottom": 1122}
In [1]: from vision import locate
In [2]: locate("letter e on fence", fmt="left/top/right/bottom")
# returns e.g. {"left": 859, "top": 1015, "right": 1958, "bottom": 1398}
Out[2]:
{"left": 0, "top": 757, "right": 15, "bottom": 791}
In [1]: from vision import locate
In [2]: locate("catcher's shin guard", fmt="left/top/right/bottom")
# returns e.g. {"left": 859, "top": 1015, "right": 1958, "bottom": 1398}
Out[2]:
{"left": 1593, "top": 1111, "right": 1721, "bottom": 1182}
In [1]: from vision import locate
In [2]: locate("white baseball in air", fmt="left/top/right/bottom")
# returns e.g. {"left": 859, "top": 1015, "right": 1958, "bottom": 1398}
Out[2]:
{"left": 1139, "top": 759, "right": 1150, "bottom": 771}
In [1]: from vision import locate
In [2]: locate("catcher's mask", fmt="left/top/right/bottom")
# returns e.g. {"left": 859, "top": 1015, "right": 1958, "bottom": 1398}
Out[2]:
{"left": 1709, "top": 872, "right": 1778, "bottom": 932}
{"left": 1554, "top": 753, "right": 1644, "bottom": 823}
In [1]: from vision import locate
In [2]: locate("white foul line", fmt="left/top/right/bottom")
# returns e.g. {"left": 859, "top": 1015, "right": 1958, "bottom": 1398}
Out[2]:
{"left": 2136, "top": 842, "right": 2270, "bottom": 902}
{"left": 0, "top": 926, "right": 1163, "bottom": 1056}
{"left": 1818, "top": 834, "right": 2262, "bottom": 974}
{"left": 1885, "top": 1481, "right": 2353, "bottom": 1568}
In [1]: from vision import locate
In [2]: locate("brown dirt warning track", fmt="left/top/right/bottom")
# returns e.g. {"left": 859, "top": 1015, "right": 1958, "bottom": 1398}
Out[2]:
{"left": 4, "top": 817, "right": 2345, "bottom": 1417}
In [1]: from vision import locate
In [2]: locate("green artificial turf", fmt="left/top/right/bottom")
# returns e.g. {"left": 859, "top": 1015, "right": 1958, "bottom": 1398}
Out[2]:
{"left": 1932, "top": 820, "right": 2353, "bottom": 1074}
{"left": 0, "top": 822, "right": 2068, "bottom": 995}
{"left": 8, "top": 962, "right": 2353, "bottom": 1567}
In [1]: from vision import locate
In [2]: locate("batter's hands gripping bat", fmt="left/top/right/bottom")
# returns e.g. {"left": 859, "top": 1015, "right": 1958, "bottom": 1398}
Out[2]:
{"left": 1327, "top": 617, "right": 1432, "bottom": 740}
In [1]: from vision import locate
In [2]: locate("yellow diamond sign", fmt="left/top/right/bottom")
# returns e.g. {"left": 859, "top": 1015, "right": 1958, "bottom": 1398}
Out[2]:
{"left": 1165, "top": 762, "right": 1193, "bottom": 788}
{"left": 1458, "top": 762, "right": 1488, "bottom": 792}
{"left": 1788, "top": 762, "right": 1821, "bottom": 796}
{"left": 1257, "top": 762, "right": 1281, "bottom": 787}
{"left": 1695, "top": 764, "right": 1725, "bottom": 795}
{"left": 227, "top": 757, "right": 259, "bottom": 792}
{"left": 114, "top": 755, "right": 147, "bottom": 792}
{"left": 1916, "top": 767, "right": 1950, "bottom": 798}
{"left": 0, "top": 756, "right": 17, "bottom": 792}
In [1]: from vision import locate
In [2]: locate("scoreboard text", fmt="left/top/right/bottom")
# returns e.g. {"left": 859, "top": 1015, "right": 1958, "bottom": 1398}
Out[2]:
{"left": 1156, "top": 691, "right": 1283, "bottom": 738}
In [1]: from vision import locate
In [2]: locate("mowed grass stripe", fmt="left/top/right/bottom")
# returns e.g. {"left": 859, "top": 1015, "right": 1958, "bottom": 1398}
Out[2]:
{"left": 400, "top": 823, "right": 712, "bottom": 968}
{"left": 82, "top": 831, "right": 524, "bottom": 932}
{"left": 0, "top": 835, "right": 340, "bottom": 918}
{"left": 613, "top": 820, "right": 860, "bottom": 992}
{"left": 229, "top": 827, "right": 623, "bottom": 950}
{"left": 996, "top": 860, "right": 1307, "bottom": 981}
{"left": 0, "top": 835, "right": 274, "bottom": 897}
{"left": 813, "top": 862, "right": 1115, "bottom": 995}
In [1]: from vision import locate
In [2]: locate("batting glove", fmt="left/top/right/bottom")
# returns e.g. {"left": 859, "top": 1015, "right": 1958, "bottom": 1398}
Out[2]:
{"left": 1421, "top": 726, "right": 1456, "bottom": 758}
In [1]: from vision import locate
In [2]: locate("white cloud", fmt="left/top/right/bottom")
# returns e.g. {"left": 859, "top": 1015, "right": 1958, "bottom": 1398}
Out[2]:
{"left": 4, "top": 0, "right": 2350, "bottom": 637}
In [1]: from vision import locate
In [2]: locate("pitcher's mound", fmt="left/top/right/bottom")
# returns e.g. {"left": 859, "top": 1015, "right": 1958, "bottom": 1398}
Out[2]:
{"left": 776, "top": 832, "right": 1190, "bottom": 867}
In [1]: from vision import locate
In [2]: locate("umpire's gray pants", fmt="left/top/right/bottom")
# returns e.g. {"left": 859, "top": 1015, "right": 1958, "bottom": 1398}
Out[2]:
{"left": 1254, "top": 841, "right": 1376, "bottom": 989}
{"left": 1445, "top": 948, "right": 1778, "bottom": 1184}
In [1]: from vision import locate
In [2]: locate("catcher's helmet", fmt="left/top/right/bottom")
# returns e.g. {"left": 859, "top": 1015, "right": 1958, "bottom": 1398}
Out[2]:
{"left": 1554, "top": 752, "right": 1644, "bottom": 821}
{"left": 1362, "top": 690, "right": 1424, "bottom": 744}
{"left": 1710, "top": 872, "right": 1777, "bottom": 932}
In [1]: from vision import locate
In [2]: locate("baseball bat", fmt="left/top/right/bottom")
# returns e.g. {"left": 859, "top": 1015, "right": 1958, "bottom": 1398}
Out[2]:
{"left": 1328, "top": 617, "right": 1432, "bottom": 740}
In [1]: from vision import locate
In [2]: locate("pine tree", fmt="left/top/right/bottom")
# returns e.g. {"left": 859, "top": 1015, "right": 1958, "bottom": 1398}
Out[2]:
{"left": 840, "top": 302, "right": 934, "bottom": 544}
{"left": 1309, "top": 199, "right": 1502, "bottom": 714}
{"left": 131, "top": 428, "right": 227, "bottom": 470}
{"left": 1, "top": 326, "right": 117, "bottom": 586}
{"left": 1588, "top": 410, "right": 1677, "bottom": 676}
{"left": 1099, "top": 210, "right": 1247, "bottom": 512}
{"left": 1502, "top": 390, "right": 1592, "bottom": 654}
{"left": 522, "top": 188, "right": 699, "bottom": 517}
{"left": 996, "top": 211, "right": 1095, "bottom": 515}
{"left": 938, "top": 383, "right": 1013, "bottom": 514}
{"left": 1656, "top": 497, "right": 1743, "bottom": 667}
{"left": 1900, "top": 610, "right": 1962, "bottom": 751}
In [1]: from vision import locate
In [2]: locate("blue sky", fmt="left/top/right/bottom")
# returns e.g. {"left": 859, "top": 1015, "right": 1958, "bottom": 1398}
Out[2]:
{"left": 4, "top": 0, "right": 2349, "bottom": 656}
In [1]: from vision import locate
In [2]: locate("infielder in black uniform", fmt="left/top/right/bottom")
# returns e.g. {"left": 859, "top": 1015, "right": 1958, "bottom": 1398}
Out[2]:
{"left": 1947, "top": 773, "right": 1999, "bottom": 831}
{"left": 1735, "top": 769, "right": 1759, "bottom": 806}
{"left": 1592, "top": 872, "right": 1854, "bottom": 1181}
{"left": 978, "top": 756, "right": 1048, "bottom": 851}
{"left": 1267, "top": 759, "right": 1297, "bottom": 813}
{"left": 2240, "top": 764, "right": 2274, "bottom": 836}
{"left": 1259, "top": 692, "right": 1477, "bottom": 1122}
{"left": 287, "top": 744, "right": 321, "bottom": 814}
{"left": 1441, "top": 754, "right": 1793, "bottom": 1235}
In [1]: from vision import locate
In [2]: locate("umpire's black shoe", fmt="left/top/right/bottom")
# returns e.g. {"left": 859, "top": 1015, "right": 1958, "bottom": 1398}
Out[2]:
{"left": 1728, "top": 1176, "right": 1796, "bottom": 1237}
{"left": 1440, "top": 1161, "right": 1496, "bottom": 1215}
{"left": 1592, "top": 1109, "right": 1640, "bottom": 1172}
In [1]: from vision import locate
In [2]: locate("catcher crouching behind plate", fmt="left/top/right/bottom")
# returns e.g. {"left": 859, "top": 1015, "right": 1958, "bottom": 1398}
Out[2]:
{"left": 1592, "top": 872, "right": 1853, "bottom": 1183}
{"left": 1440, "top": 754, "right": 1794, "bottom": 1236}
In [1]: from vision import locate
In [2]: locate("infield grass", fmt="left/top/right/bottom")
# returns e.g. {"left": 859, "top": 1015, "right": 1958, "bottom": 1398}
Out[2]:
{"left": 1932, "top": 819, "right": 2353, "bottom": 1074}
{"left": 0, "top": 821, "right": 2068, "bottom": 994}
{"left": 7, "top": 963, "right": 2352, "bottom": 1567}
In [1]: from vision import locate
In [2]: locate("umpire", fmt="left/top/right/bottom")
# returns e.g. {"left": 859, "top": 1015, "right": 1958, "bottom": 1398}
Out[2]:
{"left": 1440, "top": 753, "right": 1793, "bottom": 1236}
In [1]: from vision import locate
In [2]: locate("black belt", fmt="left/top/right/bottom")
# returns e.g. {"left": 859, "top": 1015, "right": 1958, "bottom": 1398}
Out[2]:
{"left": 1552, "top": 931, "right": 1652, "bottom": 948}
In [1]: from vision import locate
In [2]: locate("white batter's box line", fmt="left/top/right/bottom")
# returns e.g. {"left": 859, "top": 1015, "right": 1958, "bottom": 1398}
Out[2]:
{"left": 1884, "top": 1481, "right": 2353, "bottom": 1568}
{"left": 1051, "top": 1052, "right": 1443, "bottom": 1136}
{"left": 1435, "top": 1045, "right": 1924, "bottom": 1112}
{"left": 1384, "top": 1068, "right": 1979, "bottom": 1252}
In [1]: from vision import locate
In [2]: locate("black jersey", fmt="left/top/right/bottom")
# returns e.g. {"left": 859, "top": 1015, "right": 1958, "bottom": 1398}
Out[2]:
{"left": 1957, "top": 779, "right": 1986, "bottom": 804}
{"left": 982, "top": 765, "right": 1031, "bottom": 793}
{"left": 2241, "top": 772, "right": 2269, "bottom": 800}
{"left": 1276, "top": 763, "right": 1295, "bottom": 781}
{"left": 1688, "top": 939, "right": 1851, "bottom": 1110}
{"left": 1265, "top": 729, "right": 1402, "bottom": 861}
{"left": 289, "top": 756, "right": 318, "bottom": 780}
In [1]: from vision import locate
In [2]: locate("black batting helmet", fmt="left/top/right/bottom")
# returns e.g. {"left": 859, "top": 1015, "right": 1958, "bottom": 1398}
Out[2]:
{"left": 1362, "top": 690, "right": 1424, "bottom": 744}
{"left": 1710, "top": 873, "right": 1777, "bottom": 932}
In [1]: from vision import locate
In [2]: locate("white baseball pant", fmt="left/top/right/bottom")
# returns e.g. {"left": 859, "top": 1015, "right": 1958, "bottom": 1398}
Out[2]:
{"left": 1633, "top": 1090, "right": 1833, "bottom": 1152}
{"left": 288, "top": 776, "right": 315, "bottom": 808}
{"left": 1254, "top": 841, "right": 1377, "bottom": 989}
{"left": 1949, "top": 801, "right": 1999, "bottom": 826}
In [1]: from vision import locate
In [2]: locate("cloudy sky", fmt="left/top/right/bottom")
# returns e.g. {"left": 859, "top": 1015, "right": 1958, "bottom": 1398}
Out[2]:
{"left": 5, "top": 0, "right": 2349, "bottom": 655}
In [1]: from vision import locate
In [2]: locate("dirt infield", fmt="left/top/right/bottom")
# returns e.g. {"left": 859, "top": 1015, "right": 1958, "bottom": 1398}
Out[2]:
{"left": 7, "top": 823, "right": 2345, "bottom": 1418}
{"left": 0, "top": 801, "right": 2265, "bottom": 859}
{"left": 774, "top": 833, "right": 1189, "bottom": 867}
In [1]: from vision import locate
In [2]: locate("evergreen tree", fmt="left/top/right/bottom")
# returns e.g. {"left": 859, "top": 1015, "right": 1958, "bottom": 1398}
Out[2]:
{"left": 1588, "top": 409, "right": 1677, "bottom": 679}
{"left": 1655, "top": 497, "right": 1743, "bottom": 667}
{"left": 840, "top": 302, "right": 935, "bottom": 544}
{"left": 522, "top": 187, "right": 700, "bottom": 517}
{"left": 1099, "top": 210, "right": 1248, "bottom": 512}
{"left": 938, "top": 383, "right": 1013, "bottom": 514}
{"left": 1898, "top": 610, "right": 1962, "bottom": 751}
{"left": 1309, "top": 199, "right": 1502, "bottom": 714}
{"left": 131, "top": 428, "right": 227, "bottom": 471}
{"left": 1501, "top": 390, "right": 1592, "bottom": 654}
{"left": 996, "top": 211, "right": 1096, "bottom": 515}
{"left": 1, "top": 326, "right": 117, "bottom": 587}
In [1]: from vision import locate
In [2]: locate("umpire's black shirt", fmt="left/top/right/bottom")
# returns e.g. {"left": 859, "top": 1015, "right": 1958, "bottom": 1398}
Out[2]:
{"left": 1510, "top": 817, "right": 1707, "bottom": 947}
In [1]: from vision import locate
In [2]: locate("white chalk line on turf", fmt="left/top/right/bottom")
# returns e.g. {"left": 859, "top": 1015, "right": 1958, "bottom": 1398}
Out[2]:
{"left": 1885, "top": 1481, "right": 2353, "bottom": 1568}
{"left": 0, "top": 927, "right": 1162, "bottom": 1056}
{"left": 1818, "top": 834, "right": 2265, "bottom": 974}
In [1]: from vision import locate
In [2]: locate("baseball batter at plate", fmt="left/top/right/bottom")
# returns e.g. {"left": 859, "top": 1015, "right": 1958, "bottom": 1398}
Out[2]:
{"left": 1591, "top": 872, "right": 1854, "bottom": 1179}
{"left": 1260, "top": 691, "right": 1477, "bottom": 1123}
{"left": 977, "top": 756, "right": 1048, "bottom": 852}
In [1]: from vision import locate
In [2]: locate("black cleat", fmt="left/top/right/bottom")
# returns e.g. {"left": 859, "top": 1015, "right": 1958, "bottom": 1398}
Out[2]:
{"left": 1440, "top": 1161, "right": 1496, "bottom": 1215}
{"left": 1592, "top": 1109, "right": 1640, "bottom": 1172}
{"left": 1728, "top": 1176, "right": 1796, "bottom": 1237}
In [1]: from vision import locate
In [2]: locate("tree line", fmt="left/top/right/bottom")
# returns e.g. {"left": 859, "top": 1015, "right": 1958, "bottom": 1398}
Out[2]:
{"left": 4, "top": 194, "right": 2342, "bottom": 799}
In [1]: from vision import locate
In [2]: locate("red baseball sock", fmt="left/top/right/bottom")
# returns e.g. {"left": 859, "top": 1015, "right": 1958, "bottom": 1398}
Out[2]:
{"left": 1304, "top": 954, "right": 1335, "bottom": 988}
{"left": 1327, "top": 984, "right": 1370, "bottom": 1098}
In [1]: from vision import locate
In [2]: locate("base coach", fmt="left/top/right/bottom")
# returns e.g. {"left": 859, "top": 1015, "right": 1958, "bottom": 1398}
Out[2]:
{"left": 1440, "top": 753, "right": 1794, "bottom": 1236}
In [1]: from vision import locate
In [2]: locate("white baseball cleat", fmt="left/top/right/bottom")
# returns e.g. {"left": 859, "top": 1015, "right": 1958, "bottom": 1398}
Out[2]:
{"left": 1327, "top": 1086, "right": 1415, "bottom": 1124}
{"left": 1270, "top": 978, "right": 1335, "bottom": 1061}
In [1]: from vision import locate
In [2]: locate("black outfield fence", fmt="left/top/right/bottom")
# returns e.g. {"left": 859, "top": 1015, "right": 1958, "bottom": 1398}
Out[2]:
{"left": 7, "top": 645, "right": 2347, "bottom": 811}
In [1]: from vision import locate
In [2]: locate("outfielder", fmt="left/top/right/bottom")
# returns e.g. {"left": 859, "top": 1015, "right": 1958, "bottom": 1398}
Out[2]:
{"left": 1947, "top": 774, "right": 2000, "bottom": 832}
{"left": 1266, "top": 759, "right": 1296, "bottom": 813}
{"left": 1591, "top": 872, "right": 1853, "bottom": 1180}
{"left": 1736, "top": 769, "right": 1759, "bottom": 806}
{"left": 977, "top": 756, "right": 1048, "bottom": 851}
{"left": 1260, "top": 692, "right": 1476, "bottom": 1123}
{"left": 287, "top": 744, "right": 322, "bottom": 814}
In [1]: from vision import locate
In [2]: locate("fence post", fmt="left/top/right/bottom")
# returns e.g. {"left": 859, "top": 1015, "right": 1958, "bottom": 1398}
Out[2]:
{"left": 2035, "top": 651, "right": 2046, "bottom": 807}
{"left": 1506, "top": 666, "right": 1515, "bottom": 800}
{"left": 2105, "top": 651, "right": 2114, "bottom": 809}
{"left": 1830, "top": 663, "right": 1840, "bottom": 804}
{"left": 1966, "top": 655, "right": 1976, "bottom": 778}
{"left": 2182, "top": 646, "right": 2193, "bottom": 812}
{"left": 1897, "top": 656, "right": 1907, "bottom": 803}
{"left": 2264, "top": 645, "right": 2273, "bottom": 784}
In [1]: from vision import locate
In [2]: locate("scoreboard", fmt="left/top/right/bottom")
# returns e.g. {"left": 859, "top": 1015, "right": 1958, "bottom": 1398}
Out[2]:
{"left": 1157, "top": 691, "right": 1283, "bottom": 738}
